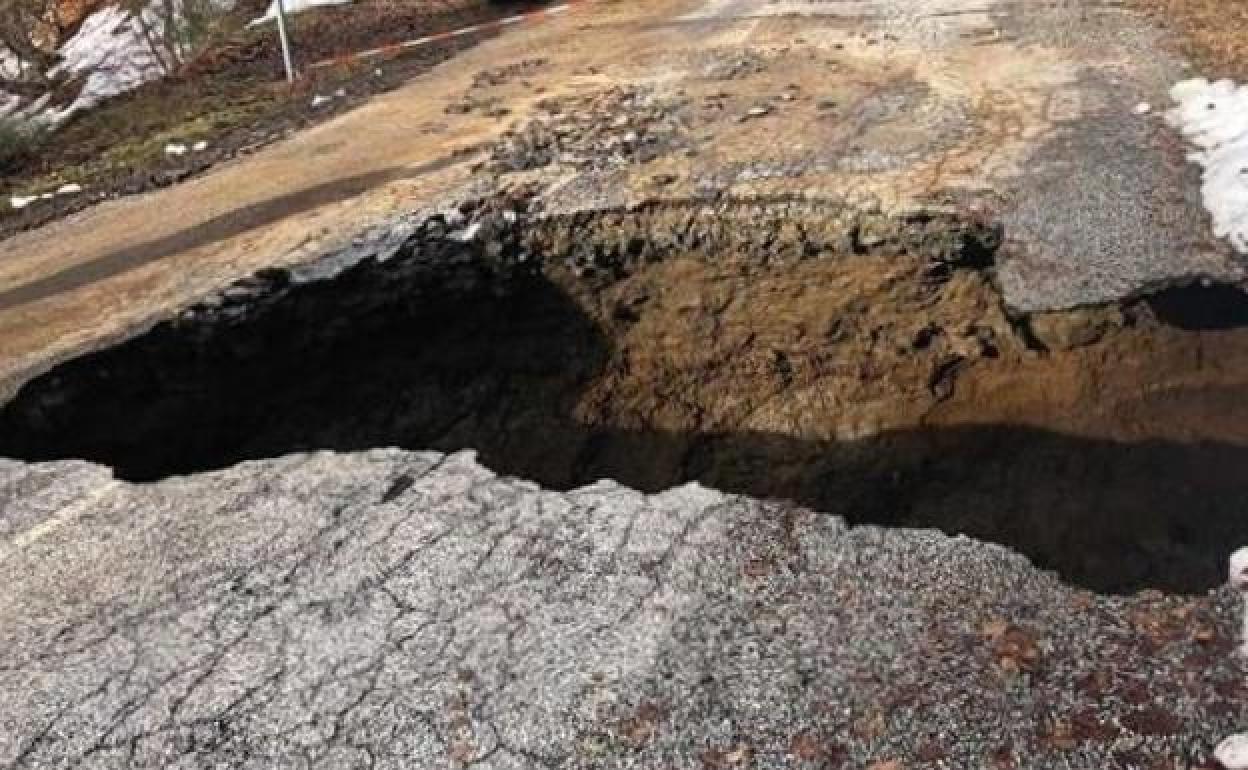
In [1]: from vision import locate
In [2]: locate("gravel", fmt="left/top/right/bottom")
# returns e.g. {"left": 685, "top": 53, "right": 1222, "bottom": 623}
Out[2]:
{"left": 483, "top": 86, "right": 694, "bottom": 174}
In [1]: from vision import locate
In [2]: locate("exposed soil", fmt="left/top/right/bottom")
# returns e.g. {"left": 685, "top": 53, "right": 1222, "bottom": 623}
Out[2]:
{"left": 1126, "top": 0, "right": 1248, "bottom": 80}
{"left": 4, "top": 197, "right": 1248, "bottom": 594}
{"left": 0, "top": 0, "right": 548, "bottom": 239}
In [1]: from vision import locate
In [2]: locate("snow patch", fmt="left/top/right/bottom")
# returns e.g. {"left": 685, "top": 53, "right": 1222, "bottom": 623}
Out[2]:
{"left": 2, "top": 0, "right": 237, "bottom": 126}
{"left": 9, "top": 183, "right": 87, "bottom": 210}
{"left": 1216, "top": 734, "right": 1248, "bottom": 770}
{"left": 1167, "top": 78, "right": 1248, "bottom": 253}
{"left": 1231, "top": 546, "right": 1248, "bottom": 657}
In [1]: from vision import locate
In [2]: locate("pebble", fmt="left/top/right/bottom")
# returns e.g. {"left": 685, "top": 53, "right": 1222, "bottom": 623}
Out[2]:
{"left": 192, "top": 141, "right": 209, "bottom": 153}
{"left": 9, "top": 195, "right": 37, "bottom": 210}
{"left": 56, "top": 183, "right": 83, "bottom": 195}
{"left": 165, "top": 143, "right": 189, "bottom": 156}
{"left": 1216, "top": 734, "right": 1248, "bottom": 769}
{"left": 485, "top": 86, "right": 687, "bottom": 173}
{"left": 739, "top": 105, "right": 772, "bottom": 122}
{"left": 1133, "top": 102, "right": 1152, "bottom": 115}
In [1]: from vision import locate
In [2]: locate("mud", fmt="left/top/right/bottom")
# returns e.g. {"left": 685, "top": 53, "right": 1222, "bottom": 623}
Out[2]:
{"left": 4, "top": 198, "right": 1248, "bottom": 594}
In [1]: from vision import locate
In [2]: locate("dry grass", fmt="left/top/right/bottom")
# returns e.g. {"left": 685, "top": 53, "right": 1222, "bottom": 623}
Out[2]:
{"left": 1128, "top": 0, "right": 1248, "bottom": 78}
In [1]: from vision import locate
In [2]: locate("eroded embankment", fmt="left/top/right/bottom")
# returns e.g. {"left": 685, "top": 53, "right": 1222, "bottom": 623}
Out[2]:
{"left": 4, "top": 194, "right": 1248, "bottom": 593}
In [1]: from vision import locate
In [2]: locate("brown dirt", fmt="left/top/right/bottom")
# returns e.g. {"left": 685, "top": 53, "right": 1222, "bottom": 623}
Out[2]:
{"left": 550, "top": 232, "right": 1248, "bottom": 596}
{"left": 564, "top": 238, "right": 1010, "bottom": 443}
{"left": 4, "top": 201, "right": 1248, "bottom": 593}
{"left": 1127, "top": 0, "right": 1248, "bottom": 78}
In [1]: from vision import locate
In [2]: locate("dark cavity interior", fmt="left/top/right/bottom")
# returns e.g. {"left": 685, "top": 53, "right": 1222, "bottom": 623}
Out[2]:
{"left": 5, "top": 199, "right": 1248, "bottom": 594}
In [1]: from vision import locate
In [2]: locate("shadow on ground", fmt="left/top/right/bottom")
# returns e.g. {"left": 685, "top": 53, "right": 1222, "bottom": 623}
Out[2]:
{"left": 0, "top": 160, "right": 460, "bottom": 311}
{"left": 0, "top": 264, "right": 1244, "bottom": 594}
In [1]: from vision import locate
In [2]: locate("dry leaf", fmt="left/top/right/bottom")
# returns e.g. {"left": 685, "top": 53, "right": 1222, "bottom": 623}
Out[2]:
{"left": 743, "top": 557, "right": 772, "bottom": 577}
{"left": 993, "top": 625, "right": 1041, "bottom": 672}
{"left": 789, "top": 732, "right": 825, "bottom": 760}
{"left": 702, "top": 744, "right": 752, "bottom": 768}
{"left": 988, "top": 745, "right": 1015, "bottom": 768}
{"left": 917, "top": 741, "right": 947, "bottom": 762}
{"left": 618, "top": 701, "right": 663, "bottom": 747}
{"left": 449, "top": 739, "right": 476, "bottom": 764}
{"left": 980, "top": 617, "right": 1010, "bottom": 639}
{"left": 853, "top": 710, "right": 888, "bottom": 741}
{"left": 726, "top": 745, "right": 751, "bottom": 763}
{"left": 1043, "top": 720, "right": 1077, "bottom": 750}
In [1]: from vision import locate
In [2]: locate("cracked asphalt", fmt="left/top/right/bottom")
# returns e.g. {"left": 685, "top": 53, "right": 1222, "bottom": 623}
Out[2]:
{"left": 4, "top": 1, "right": 1248, "bottom": 767}
{"left": 2, "top": 451, "right": 1246, "bottom": 768}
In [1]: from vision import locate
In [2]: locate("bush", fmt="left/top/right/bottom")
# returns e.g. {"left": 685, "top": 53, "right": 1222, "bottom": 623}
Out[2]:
{"left": 0, "top": 117, "right": 43, "bottom": 175}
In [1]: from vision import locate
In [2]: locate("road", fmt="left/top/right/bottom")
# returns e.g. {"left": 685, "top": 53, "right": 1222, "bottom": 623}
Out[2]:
{"left": 3, "top": 1, "right": 1248, "bottom": 766}
{"left": 0, "top": 0, "right": 1239, "bottom": 397}
{"left": 2, "top": 450, "right": 1245, "bottom": 768}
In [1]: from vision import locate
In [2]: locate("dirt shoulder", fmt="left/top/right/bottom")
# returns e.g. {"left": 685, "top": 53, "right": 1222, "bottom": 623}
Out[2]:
{"left": 0, "top": 0, "right": 549, "bottom": 238}
{"left": 0, "top": 0, "right": 668, "bottom": 391}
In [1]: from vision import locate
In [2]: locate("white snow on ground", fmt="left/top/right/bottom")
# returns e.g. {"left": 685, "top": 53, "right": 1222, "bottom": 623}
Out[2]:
{"left": 1231, "top": 546, "right": 1248, "bottom": 657}
{"left": 1217, "top": 734, "right": 1248, "bottom": 770}
{"left": 1167, "top": 78, "right": 1248, "bottom": 253}
{"left": 250, "top": 0, "right": 351, "bottom": 26}
{"left": 43, "top": 5, "right": 171, "bottom": 123}
{"left": 1, "top": 0, "right": 237, "bottom": 127}
{"left": 0, "top": 49, "right": 32, "bottom": 120}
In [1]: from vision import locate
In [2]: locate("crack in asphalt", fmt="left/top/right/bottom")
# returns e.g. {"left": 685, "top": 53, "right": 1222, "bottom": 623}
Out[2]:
{"left": 1, "top": 449, "right": 1245, "bottom": 768}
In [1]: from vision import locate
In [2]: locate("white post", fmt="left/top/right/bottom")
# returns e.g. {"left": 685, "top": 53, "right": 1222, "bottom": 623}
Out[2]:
{"left": 274, "top": 0, "right": 296, "bottom": 82}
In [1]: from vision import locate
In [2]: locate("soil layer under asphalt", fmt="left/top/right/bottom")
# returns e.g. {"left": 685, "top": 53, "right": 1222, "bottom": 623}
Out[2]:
{"left": 5, "top": 196, "right": 1248, "bottom": 596}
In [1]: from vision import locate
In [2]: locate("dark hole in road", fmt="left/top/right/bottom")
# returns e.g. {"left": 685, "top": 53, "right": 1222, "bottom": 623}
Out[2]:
{"left": 2, "top": 199, "right": 1247, "bottom": 594}
{"left": 1145, "top": 282, "right": 1248, "bottom": 331}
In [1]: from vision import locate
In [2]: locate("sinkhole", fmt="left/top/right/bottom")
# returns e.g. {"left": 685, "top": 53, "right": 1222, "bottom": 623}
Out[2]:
{"left": 5, "top": 196, "right": 1248, "bottom": 594}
